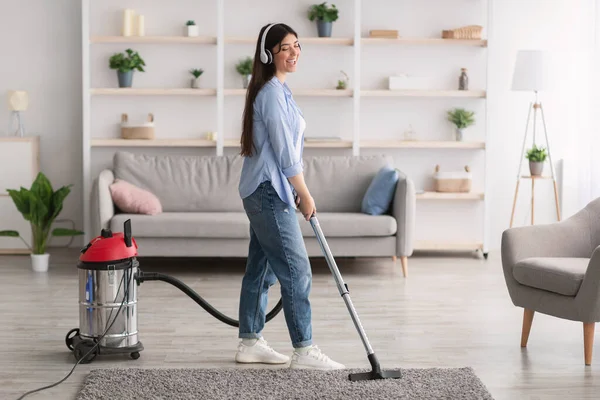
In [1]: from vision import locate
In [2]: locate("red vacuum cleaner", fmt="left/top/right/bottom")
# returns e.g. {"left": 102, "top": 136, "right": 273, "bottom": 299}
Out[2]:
{"left": 65, "top": 217, "right": 401, "bottom": 381}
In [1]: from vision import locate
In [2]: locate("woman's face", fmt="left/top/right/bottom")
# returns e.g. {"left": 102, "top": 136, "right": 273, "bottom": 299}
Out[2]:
{"left": 272, "top": 34, "right": 301, "bottom": 75}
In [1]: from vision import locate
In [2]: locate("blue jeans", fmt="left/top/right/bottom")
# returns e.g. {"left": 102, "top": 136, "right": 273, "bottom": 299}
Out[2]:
{"left": 239, "top": 181, "right": 313, "bottom": 348}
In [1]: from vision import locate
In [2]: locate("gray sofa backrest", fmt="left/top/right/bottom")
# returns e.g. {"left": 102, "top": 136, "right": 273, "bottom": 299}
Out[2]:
{"left": 113, "top": 151, "right": 244, "bottom": 212}
{"left": 302, "top": 155, "right": 393, "bottom": 212}
{"left": 112, "top": 151, "right": 393, "bottom": 213}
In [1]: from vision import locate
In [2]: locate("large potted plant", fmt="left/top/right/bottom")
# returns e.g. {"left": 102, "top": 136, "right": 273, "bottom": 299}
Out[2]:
{"left": 308, "top": 2, "right": 339, "bottom": 37}
{"left": 109, "top": 48, "right": 146, "bottom": 88}
{"left": 235, "top": 57, "right": 253, "bottom": 89}
{"left": 447, "top": 108, "right": 475, "bottom": 141}
{"left": 0, "top": 172, "right": 83, "bottom": 271}
{"left": 526, "top": 145, "right": 547, "bottom": 176}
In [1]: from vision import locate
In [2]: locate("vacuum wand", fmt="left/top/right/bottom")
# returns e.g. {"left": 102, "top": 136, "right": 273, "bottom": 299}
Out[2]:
{"left": 309, "top": 215, "right": 401, "bottom": 381}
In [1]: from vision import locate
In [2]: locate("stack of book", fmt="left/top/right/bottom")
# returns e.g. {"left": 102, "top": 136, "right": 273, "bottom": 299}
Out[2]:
{"left": 368, "top": 30, "right": 400, "bottom": 39}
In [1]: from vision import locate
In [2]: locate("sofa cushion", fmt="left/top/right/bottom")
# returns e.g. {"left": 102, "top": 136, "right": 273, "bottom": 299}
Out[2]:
{"left": 513, "top": 257, "right": 589, "bottom": 296}
{"left": 109, "top": 179, "right": 163, "bottom": 215}
{"left": 113, "top": 151, "right": 244, "bottom": 213}
{"left": 297, "top": 212, "right": 397, "bottom": 237}
{"left": 302, "top": 155, "right": 393, "bottom": 213}
{"left": 361, "top": 166, "right": 399, "bottom": 215}
{"left": 111, "top": 212, "right": 250, "bottom": 238}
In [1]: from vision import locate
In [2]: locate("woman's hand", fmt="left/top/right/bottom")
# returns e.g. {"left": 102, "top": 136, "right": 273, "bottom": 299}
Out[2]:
{"left": 298, "top": 194, "right": 316, "bottom": 221}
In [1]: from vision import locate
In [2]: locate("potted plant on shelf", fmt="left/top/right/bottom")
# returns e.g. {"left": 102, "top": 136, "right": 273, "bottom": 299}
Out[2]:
{"left": 336, "top": 70, "right": 349, "bottom": 90}
{"left": 0, "top": 172, "right": 83, "bottom": 272}
{"left": 525, "top": 145, "right": 547, "bottom": 176}
{"left": 308, "top": 2, "right": 339, "bottom": 37}
{"left": 190, "top": 68, "right": 204, "bottom": 88}
{"left": 109, "top": 48, "right": 145, "bottom": 88}
{"left": 446, "top": 108, "right": 475, "bottom": 141}
{"left": 186, "top": 20, "right": 199, "bottom": 37}
{"left": 235, "top": 57, "right": 253, "bottom": 89}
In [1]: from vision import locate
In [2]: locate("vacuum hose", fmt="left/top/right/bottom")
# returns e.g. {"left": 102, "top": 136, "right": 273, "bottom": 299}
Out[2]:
{"left": 134, "top": 270, "right": 283, "bottom": 327}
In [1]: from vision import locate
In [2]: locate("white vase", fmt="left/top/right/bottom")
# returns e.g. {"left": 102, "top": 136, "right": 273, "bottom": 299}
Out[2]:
{"left": 187, "top": 25, "right": 199, "bottom": 37}
{"left": 31, "top": 253, "right": 50, "bottom": 272}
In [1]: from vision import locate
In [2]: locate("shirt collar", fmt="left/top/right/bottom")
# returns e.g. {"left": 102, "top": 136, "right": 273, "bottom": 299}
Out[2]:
{"left": 269, "top": 76, "right": 292, "bottom": 95}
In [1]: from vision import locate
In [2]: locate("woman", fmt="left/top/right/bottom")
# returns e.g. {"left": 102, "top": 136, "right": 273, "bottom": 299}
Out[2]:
{"left": 236, "top": 22, "right": 345, "bottom": 370}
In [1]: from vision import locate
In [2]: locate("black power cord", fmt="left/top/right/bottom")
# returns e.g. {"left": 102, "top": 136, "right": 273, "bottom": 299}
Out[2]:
{"left": 15, "top": 265, "right": 133, "bottom": 400}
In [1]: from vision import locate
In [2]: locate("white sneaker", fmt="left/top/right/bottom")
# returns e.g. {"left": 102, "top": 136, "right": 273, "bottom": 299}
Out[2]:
{"left": 235, "top": 337, "right": 290, "bottom": 364}
{"left": 289, "top": 345, "right": 345, "bottom": 370}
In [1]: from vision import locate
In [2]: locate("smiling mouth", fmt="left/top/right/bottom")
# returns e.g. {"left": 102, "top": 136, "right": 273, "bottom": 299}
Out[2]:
{"left": 286, "top": 59, "right": 296, "bottom": 65}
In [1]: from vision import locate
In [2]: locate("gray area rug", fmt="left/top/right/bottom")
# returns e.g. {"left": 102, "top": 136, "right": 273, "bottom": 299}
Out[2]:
{"left": 76, "top": 367, "right": 494, "bottom": 400}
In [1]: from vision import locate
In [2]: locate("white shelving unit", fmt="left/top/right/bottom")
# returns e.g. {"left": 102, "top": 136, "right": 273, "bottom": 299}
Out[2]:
{"left": 81, "top": 0, "right": 491, "bottom": 254}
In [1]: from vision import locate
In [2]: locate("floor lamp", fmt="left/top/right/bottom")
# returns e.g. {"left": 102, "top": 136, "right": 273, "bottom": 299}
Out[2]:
{"left": 509, "top": 50, "right": 561, "bottom": 227}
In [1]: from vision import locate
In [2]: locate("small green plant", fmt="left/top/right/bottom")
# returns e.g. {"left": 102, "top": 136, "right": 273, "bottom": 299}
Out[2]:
{"left": 186, "top": 20, "right": 196, "bottom": 26}
{"left": 236, "top": 57, "right": 253, "bottom": 75}
{"left": 0, "top": 172, "right": 83, "bottom": 254}
{"left": 447, "top": 108, "right": 475, "bottom": 129}
{"left": 336, "top": 70, "right": 349, "bottom": 89}
{"left": 526, "top": 145, "right": 547, "bottom": 162}
{"left": 109, "top": 49, "right": 145, "bottom": 73}
{"left": 308, "top": 2, "right": 339, "bottom": 22}
{"left": 190, "top": 68, "right": 204, "bottom": 78}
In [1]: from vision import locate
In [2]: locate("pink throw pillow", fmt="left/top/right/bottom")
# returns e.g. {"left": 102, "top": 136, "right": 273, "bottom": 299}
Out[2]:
{"left": 109, "top": 179, "right": 162, "bottom": 215}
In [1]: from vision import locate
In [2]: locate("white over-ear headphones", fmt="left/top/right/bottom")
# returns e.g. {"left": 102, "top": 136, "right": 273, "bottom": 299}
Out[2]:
{"left": 260, "top": 23, "right": 277, "bottom": 64}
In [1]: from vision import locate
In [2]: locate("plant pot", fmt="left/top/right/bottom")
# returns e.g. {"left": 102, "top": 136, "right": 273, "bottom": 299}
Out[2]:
{"left": 529, "top": 161, "right": 544, "bottom": 176}
{"left": 455, "top": 127, "right": 464, "bottom": 141}
{"left": 31, "top": 253, "right": 50, "bottom": 272}
{"left": 191, "top": 77, "right": 200, "bottom": 88}
{"left": 316, "top": 20, "right": 332, "bottom": 37}
{"left": 242, "top": 74, "right": 252, "bottom": 89}
{"left": 187, "top": 25, "right": 199, "bottom": 37}
{"left": 117, "top": 70, "right": 134, "bottom": 88}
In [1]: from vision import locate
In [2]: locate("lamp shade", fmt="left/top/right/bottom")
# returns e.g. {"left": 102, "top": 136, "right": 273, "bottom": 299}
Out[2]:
{"left": 511, "top": 50, "right": 551, "bottom": 91}
{"left": 7, "top": 90, "right": 29, "bottom": 111}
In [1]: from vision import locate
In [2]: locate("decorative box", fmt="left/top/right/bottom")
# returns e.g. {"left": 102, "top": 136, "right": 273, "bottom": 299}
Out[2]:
{"left": 433, "top": 165, "right": 472, "bottom": 193}
{"left": 121, "top": 113, "right": 155, "bottom": 140}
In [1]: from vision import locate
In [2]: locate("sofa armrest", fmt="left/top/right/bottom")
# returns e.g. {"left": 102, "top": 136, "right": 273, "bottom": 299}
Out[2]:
{"left": 576, "top": 245, "right": 600, "bottom": 321}
{"left": 392, "top": 170, "right": 416, "bottom": 257}
{"left": 91, "top": 169, "right": 115, "bottom": 235}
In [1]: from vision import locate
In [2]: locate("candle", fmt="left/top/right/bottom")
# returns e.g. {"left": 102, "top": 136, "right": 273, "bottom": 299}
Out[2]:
{"left": 123, "top": 9, "right": 133, "bottom": 36}
{"left": 137, "top": 15, "right": 145, "bottom": 36}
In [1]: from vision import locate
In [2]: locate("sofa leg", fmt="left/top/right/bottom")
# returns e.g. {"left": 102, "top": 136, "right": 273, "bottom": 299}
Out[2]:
{"left": 392, "top": 256, "right": 397, "bottom": 262}
{"left": 521, "top": 309, "right": 534, "bottom": 347}
{"left": 400, "top": 256, "right": 408, "bottom": 277}
{"left": 584, "top": 322, "right": 595, "bottom": 366}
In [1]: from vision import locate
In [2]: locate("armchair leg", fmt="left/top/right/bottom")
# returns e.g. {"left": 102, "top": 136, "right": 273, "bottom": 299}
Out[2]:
{"left": 584, "top": 322, "right": 595, "bottom": 366}
{"left": 400, "top": 256, "right": 408, "bottom": 277}
{"left": 521, "top": 309, "right": 535, "bottom": 347}
{"left": 392, "top": 256, "right": 397, "bottom": 262}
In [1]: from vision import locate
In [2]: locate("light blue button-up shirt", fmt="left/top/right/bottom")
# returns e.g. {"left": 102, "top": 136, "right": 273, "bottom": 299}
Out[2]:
{"left": 239, "top": 76, "right": 305, "bottom": 209}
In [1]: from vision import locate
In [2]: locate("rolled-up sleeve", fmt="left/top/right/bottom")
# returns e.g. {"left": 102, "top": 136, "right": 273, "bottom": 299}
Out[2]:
{"left": 258, "top": 88, "right": 302, "bottom": 178}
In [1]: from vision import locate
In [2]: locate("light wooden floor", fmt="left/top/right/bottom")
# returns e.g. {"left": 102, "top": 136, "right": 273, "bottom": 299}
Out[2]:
{"left": 1, "top": 248, "right": 598, "bottom": 400}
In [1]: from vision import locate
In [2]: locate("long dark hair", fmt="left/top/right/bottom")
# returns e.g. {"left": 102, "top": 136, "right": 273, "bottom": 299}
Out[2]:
{"left": 240, "top": 23, "right": 298, "bottom": 157}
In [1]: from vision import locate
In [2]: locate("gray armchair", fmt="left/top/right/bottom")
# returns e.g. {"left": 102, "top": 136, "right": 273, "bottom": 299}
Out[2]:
{"left": 501, "top": 197, "right": 600, "bottom": 365}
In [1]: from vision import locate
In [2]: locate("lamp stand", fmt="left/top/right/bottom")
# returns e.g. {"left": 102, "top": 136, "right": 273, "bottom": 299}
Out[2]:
{"left": 8, "top": 111, "right": 25, "bottom": 137}
{"left": 509, "top": 93, "right": 561, "bottom": 227}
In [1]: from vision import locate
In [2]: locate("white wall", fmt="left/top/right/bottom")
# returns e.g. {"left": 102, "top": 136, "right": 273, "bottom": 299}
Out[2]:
{"left": 0, "top": 0, "right": 595, "bottom": 252}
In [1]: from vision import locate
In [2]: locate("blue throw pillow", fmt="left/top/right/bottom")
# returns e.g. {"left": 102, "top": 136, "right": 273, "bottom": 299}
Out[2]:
{"left": 361, "top": 166, "right": 399, "bottom": 215}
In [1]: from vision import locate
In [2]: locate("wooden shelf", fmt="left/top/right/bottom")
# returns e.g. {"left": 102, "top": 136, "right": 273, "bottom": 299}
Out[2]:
{"left": 91, "top": 88, "right": 216, "bottom": 96}
{"left": 223, "top": 139, "right": 353, "bottom": 148}
{"left": 361, "top": 89, "right": 486, "bottom": 98}
{"left": 415, "top": 241, "right": 484, "bottom": 251}
{"left": 360, "top": 140, "right": 485, "bottom": 149}
{"left": 225, "top": 37, "right": 353, "bottom": 45}
{"left": 520, "top": 175, "right": 553, "bottom": 180}
{"left": 90, "top": 36, "right": 217, "bottom": 44}
{"left": 91, "top": 138, "right": 216, "bottom": 147}
{"left": 362, "top": 37, "right": 487, "bottom": 47}
{"left": 417, "top": 192, "right": 484, "bottom": 200}
{"left": 224, "top": 88, "right": 352, "bottom": 97}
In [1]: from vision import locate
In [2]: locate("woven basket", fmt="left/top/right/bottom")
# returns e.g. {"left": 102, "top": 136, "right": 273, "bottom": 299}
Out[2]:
{"left": 121, "top": 113, "right": 155, "bottom": 140}
{"left": 442, "top": 25, "right": 483, "bottom": 40}
{"left": 433, "top": 165, "right": 472, "bottom": 193}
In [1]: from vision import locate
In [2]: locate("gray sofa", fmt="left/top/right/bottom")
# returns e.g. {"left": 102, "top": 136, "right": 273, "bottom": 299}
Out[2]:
{"left": 92, "top": 151, "right": 416, "bottom": 276}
